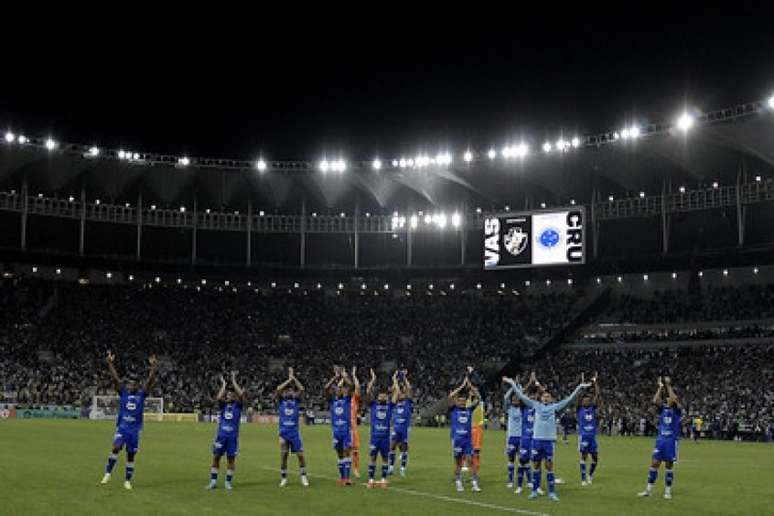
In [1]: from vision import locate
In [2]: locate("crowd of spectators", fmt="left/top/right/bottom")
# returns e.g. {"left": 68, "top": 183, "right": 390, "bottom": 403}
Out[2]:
{"left": 0, "top": 277, "right": 576, "bottom": 413}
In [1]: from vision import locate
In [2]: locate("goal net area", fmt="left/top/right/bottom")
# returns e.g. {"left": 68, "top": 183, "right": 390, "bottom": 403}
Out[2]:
{"left": 90, "top": 395, "right": 164, "bottom": 422}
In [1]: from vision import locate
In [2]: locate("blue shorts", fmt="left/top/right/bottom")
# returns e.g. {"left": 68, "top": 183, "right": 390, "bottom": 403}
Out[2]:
{"left": 530, "top": 439, "right": 555, "bottom": 463}
{"left": 452, "top": 438, "right": 473, "bottom": 459}
{"left": 505, "top": 436, "right": 521, "bottom": 458}
{"left": 332, "top": 430, "right": 352, "bottom": 451}
{"left": 652, "top": 439, "right": 678, "bottom": 462}
{"left": 112, "top": 428, "right": 140, "bottom": 454}
{"left": 391, "top": 428, "right": 410, "bottom": 445}
{"left": 518, "top": 437, "right": 533, "bottom": 463}
{"left": 578, "top": 435, "right": 598, "bottom": 454}
{"left": 369, "top": 436, "right": 390, "bottom": 460}
{"left": 280, "top": 431, "right": 304, "bottom": 453}
{"left": 213, "top": 434, "right": 240, "bottom": 457}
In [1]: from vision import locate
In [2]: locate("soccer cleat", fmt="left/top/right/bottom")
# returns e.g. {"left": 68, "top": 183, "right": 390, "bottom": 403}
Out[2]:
{"left": 528, "top": 491, "right": 539, "bottom": 500}
{"left": 664, "top": 489, "right": 672, "bottom": 500}
{"left": 581, "top": 480, "right": 588, "bottom": 487}
{"left": 399, "top": 467, "right": 406, "bottom": 477}
{"left": 100, "top": 473, "right": 111, "bottom": 485}
{"left": 224, "top": 481, "right": 233, "bottom": 491}
{"left": 515, "top": 487, "right": 523, "bottom": 494}
{"left": 455, "top": 480, "right": 464, "bottom": 492}
{"left": 506, "top": 482, "right": 514, "bottom": 489}
{"left": 367, "top": 479, "right": 375, "bottom": 489}
{"left": 301, "top": 475, "right": 309, "bottom": 487}
{"left": 471, "top": 481, "right": 482, "bottom": 492}
{"left": 587, "top": 476, "right": 593, "bottom": 484}
{"left": 637, "top": 490, "right": 651, "bottom": 497}
{"left": 548, "top": 492, "right": 560, "bottom": 502}
{"left": 123, "top": 481, "right": 132, "bottom": 490}
{"left": 279, "top": 478, "right": 288, "bottom": 487}
{"left": 205, "top": 480, "right": 217, "bottom": 490}
{"left": 537, "top": 488, "right": 545, "bottom": 496}
{"left": 387, "top": 466, "right": 394, "bottom": 476}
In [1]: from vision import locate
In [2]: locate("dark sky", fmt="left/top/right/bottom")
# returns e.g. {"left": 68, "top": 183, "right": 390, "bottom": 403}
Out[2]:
{"left": 1, "top": 5, "right": 773, "bottom": 161}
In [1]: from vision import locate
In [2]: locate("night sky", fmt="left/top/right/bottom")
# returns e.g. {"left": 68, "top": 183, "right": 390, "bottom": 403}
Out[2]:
{"left": 1, "top": 5, "right": 773, "bottom": 162}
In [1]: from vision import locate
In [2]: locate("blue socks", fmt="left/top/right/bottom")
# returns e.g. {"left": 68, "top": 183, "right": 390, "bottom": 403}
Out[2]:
{"left": 532, "top": 469, "right": 541, "bottom": 491}
{"left": 580, "top": 461, "right": 587, "bottom": 481}
{"left": 368, "top": 464, "right": 376, "bottom": 481}
{"left": 517, "top": 466, "right": 528, "bottom": 487}
{"left": 590, "top": 460, "right": 598, "bottom": 477}
{"left": 388, "top": 452, "right": 396, "bottom": 467}
{"left": 381, "top": 464, "right": 389, "bottom": 480}
{"left": 338, "top": 459, "right": 346, "bottom": 480}
{"left": 344, "top": 458, "right": 352, "bottom": 479}
{"left": 507, "top": 463, "right": 515, "bottom": 483}
{"left": 210, "top": 467, "right": 218, "bottom": 481}
{"left": 400, "top": 452, "right": 408, "bottom": 469}
{"left": 106, "top": 453, "right": 117, "bottom": 474}
{"left": 546, "top": 471, "right": 556, "bottom": 494}
{"left": 225, "top": 469, "right": 233, "bottom": 483}
{"left": 647, "top": 467, "right": 658, "bottom": 486}
{"left": 665, "top": 469, "right": 673, "bottom": 488}
{"left": 125, "top": 462, "right": 135, "bottom": 482}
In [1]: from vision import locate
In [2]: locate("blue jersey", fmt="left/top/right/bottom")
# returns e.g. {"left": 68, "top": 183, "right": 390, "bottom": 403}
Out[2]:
{"left": 370, "top": 401, "right": 394, "bottom": 438}
{"left": 278, "top": 397, "right": 300, "bottom": 434}
{"left": 504, "top": 386, "right": 523, "bottom": 438}
{"left": 657, "top": 405, "right": 682, "bottom": 441}
{"left": 521, "top": 407, "right": 535, "bottom": 438}
{"left": 117, "top": 388, "right": 146, "bottom": 432}
{"left": 392, "top": 399, "right": 414, "bottom": 432}
{"left": 577, "top": 405, "right": 598, "bottom": 437}
{"left": 330, "top": 395, "right": 352, "bottom": 433}
{"left": 217, "top": 400, "right": 242, "bottom": 437}
{"left": 450, "top": 403, "right": 477, "bottom": 440}
{"left": 511, "top": 383, "right": 584, "bottom": 441}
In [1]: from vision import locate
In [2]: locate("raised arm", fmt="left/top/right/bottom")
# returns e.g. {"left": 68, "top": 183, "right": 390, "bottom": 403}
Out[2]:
{"left": 402, "top": 371, "right": 413, "bottom": 399}
{"left": 592, "top": 372, "right": 601, "bottom": 407}
{"left": 468, "top": 383, "right": 481, "bottom": 405}
{"left": 447, "top": 377, "right": 468, "bottom": 406}
{"left": 351, "top": 366, "right": 361, "bottom": 397}
{"left": 652, "top": 377, "right": 664, "bottom": 405}
{"left": 289, "top": 367, "right": 305, "bottom": 395}
{"left": 663, "top": 376, "right": 680, "bottom": 408}
{"left": 230, "top": 371, "right": 246, "bottom": 402}
{"left": 502, "top": 376, "right": 518, "bottom": 405}
{"left": 366, "top": 368, "right": 376, "bottom": 403}
{"left": 144, "top": 355, "right": 158, "bottom": 393}
{"left": 507, "top": 378, "right": 536, "bottom": 408}
{"left": 553, "top": 383, "right": 590, "bottom": 412}
{"left": 215, "top": 375, "right": 227, "bottom": 402}
{"left": 323, "top": 366, "right": 340, "bottom": 397}
{"left": 106, "top": 352, "right": 121, "bottom": 393}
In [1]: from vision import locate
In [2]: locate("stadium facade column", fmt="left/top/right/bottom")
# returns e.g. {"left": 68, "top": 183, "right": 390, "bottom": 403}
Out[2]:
{"left": 354, "top": 200, "right": 360, "bottom": 269}
{"left": 191, "top": 197, "right": 198, "bottom": 264}
{"left": 79, "top": 185, "right": 86, "bottom": 256}
{"left": 406, "top": 218, "right": 413, "bottom": 267}
{"left": 20, "top": 179, "right": 28, "bottom": 250}
{"left": 136, "top": 192, "right": 142, "bottom": 261}
{"left": 460, "top": 202, "right": 467, "bottom": 265}
{"left": 300, "top": 199, "right": 306, "bottom": 268}
{"left": 246, "top": 200, "right": 252, "bottom": 266}
{"left": 661, "top": 181, "right": 670, "bottom": 254}
{"left": 736, "top": 165, "right": 746, "bottom": 247}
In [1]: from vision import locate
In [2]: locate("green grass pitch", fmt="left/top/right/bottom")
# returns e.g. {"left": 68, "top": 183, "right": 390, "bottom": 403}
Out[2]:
{"left": 0, "top": 420, "right": 771, "bottom": 515}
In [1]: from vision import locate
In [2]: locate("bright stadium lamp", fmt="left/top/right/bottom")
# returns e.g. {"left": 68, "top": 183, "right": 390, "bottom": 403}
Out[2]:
{"left": 487, "top": 148, "right": 497, "bottom": 160}
{"left": 88, "top": 146, "right": 100, "bottom": 157}
{"left": 451, "top": 212, "right": 461, "bottom": 228}
{"left": 676, "top": 112, "right": 694, "bottom": 132}
{"left": 319, "top": 160, "right": 329, "bottom": 172}
{"left": 463, "top": 150, "right": 473, "bottom": 162}
{"left": 516, "top": 142, "right": 529, "bottom": 158}
{"left": 437, "top": 213, "right": 447, "bottom": 229}
{"left": 679, "top": 186, "right": 686, "bottom": 193}
{"left": 4, "top": 131, "right": 15, "bottom": 143}
{"left": 542, "top": 142, "right": 552, "bottom": 153}
{"left": 608, "top": 195, "right": 614, "bottom": 202}
{"left": 256, "top": 159, "right": 267, "bottom": 171}
{"left": 571, "top": 137, "right": 580, "bottom": 148}
{"left": 118, "top": 150, "right": 126, "bottom": 159}
{"left": 630, "top": 125, "right": 641, "bottom": 139}
{"left": 45, "top": 138, "right": 57, "bottom": 150}
{"left": 768, "top": 95, "right": 774, "bottom": 109}
{"left": 621, "top": 128, "right": 631, "bottom": 140}
{"left": 407, "top": 158, "right": 415, "bottom": 168}
{"left": 410, "top": 215, "right": 418, "bottom": 229}
{"left": 178, "top": 156, "right": 190, "bottom": 166}
{"left": 540, "top": 202, "right": 546, "bottom": 208}
{"left": 372, "top": 158, "right": 382, "bottom": 170}
{"left": 639, "top": 191, "right": 645, "bottom": 198}
{"left": 132, "top": 152, "right": 140, "bottom": 160}
{"left": 570, "top": 199, "right": 576, "bottom": 205}
{"left": 17, "top": 135, "right": 27, "bottom": 144}
{"left": 424, "top": 214, "right": 432, "bottom": 224}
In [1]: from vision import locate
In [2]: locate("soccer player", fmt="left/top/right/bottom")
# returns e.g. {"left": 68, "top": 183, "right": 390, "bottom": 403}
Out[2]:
{"left": 388, "top": 370, "right": 414, "bottom": 477}
{"left": 275, "top": 367, "right": 309, "bottom": 487}
{"left": 516, "top": 375, "right": 539, "bottom": 495}
{"left": 351, "top": 367, "right": 362, "bottom": 478}
{"left": 100, "top": 352, "right": 157, "bottom": 490}
{"left": 365, "top": 368, "right": 395, "bottom": 488}
{"left": 577, "top": 372, "right": 601, "bottom": 486}
{"left": 504, "top": 373, "right": 590, "bottom": 502}
{"left": 638, "top": 376, "right": 681, "bottom": 500}
{"left": 448, "top": 375, "right": 482, "bottom": 492}
{"left": 467, "top": 366, "right": 485, "bottom": 480}
{"left": 502, "top": 376, "right": 523, "bottom": 489}
{"left": 324, "top": 365, "right": 360, "bottom": 486}
{"left": 206, "top": 371, "right": 246, "bottom": 490}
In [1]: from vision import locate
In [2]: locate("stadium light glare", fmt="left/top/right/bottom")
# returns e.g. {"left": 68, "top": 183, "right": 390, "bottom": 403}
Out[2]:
{"left": 556, "top": 139, "right": 568, "bottom": 151}
{"left": 18, "top": 135, "right": 27, "bottom": 144}
{"left": 406, "top": 284, "right": 412, "bottom": 290}
{"left": 540, "top": 202, "right": 546, "bottom": 208}
{"left": 372, "top": 158, "right": 382, "bottom": 170}
{"left": 676, "top": 112, "right": 694, "bottom": 132}
{"left": 753, "top": 267, "right": 759, "bottom": 274}
{"left": 617, "top": 276, "right": 622, "bottom": 283}
{"left": 407, "top": 158, "right": 415, "bottom": 168}
{"left": 524, "top": 280, "right": 531, "bottom": 287}
{"left": 643, "top": 274, "right": 648, "bottom": 281}
{"left": 361, "top": 283, "right": 366, "bottom": 290}
{"left": 106, "top": 272, "right": 112, "bottom": 279}
{"left": 56, "top": 268, "right": 62, "bottom": 275}
{"left": 487, "top": 148, "right": 496, "bottom": 160}
{"left": 256, "top": 159, "right": 267, "bottom": 171}
{"left": 768, "top": 95, "right": 774, "bottom": 109}
{"left": 608, "top": 195, "right": 614, "bottom": 202}
{"left": 596, "top": 277, "right": 601, "bottom": 284}
{"left": 95, "top": 199, "right": 101, "bottom": 205}
{"left": 399, "top": 158, "right": 407, "bottom": 168}
{"left": 476, "top": 283, "right": 482, "bottom": 289}
{"left": 722, "top": 269, "right": 729, "bottom": 276}
{"left": 630, "top": 125, "right": 641, "bottom": 138}
{"left": 391, "top": 159, "right": 398, "bottom": 167}
{"left": 639, "top": 191, "right": 645, "bottom": 198}
{"left": 501, "top": 146, "right": 512, "bottom": 159}
{"left": 410, "top": 215, "right": 418, "bottom": 229}
{"left": 451, "top": 212, "right": 461, "bottom": 228}
{"left": 463, "top": 150, "right": 473, "bottom": 162}
{"left": 177, "top": 278, "right": 182, "bottom": 284}
{"left": 437, "top": 213, "right": 447, "bottom": 229}
{"left": 259, "top": 210, "right": 265, "bottom": 216}
{"left": 542, "top": 142, "right": 552, "bottom": 153}
{"left": 45, "top": 138, "right": 56, "bottom": 150}
{"left": 154, "top": 276, "right": 161, "bottom": 283}
{"left": 132, "top": 152, "right": 140, "bottom": 160}
{"left": 755, "top": 175, "right": 762, "bottom": 182}
{"left": 179, "top": 206, "right": 186, "bottom": 212}
{"left": 88, "top": 146, "right": 100, "bottom": 157}
{"left": 515, "top": 142, "right": 529, "bottom": 158}
{"left": 340, "top": 212, "right": 345, "bottom": 218}
{"left": 424, "top": 214, "right": 432, "bottom": 224}
{"left": 67, "top": 196, "right": 74, "bottom": 202}
{"left": 570, "top": 199, "right": 576, "bottom": 205}
{"left": 118, "top": 150, "right": 126, "bottom": 159}
{"left": 712, "top": 181, "right": 719, "bottom": 189}
{"left": 545, "top": 279, "right": 551, "bottom": 286}
{"left": 567, "top": 278, "right": 573, "bottom": 285}
{"left": 429, "top": 284, "right": 434, "bottom": 290}
{"left": 672, "top": 272, "right": 677, "bottom": 279}
{"left": 698, "top": 271, "right": 704, "bottom": 277}
{"left": 475, "top": 207, "right": 482, "bottom": 214}
{"left": 319, "top": 160, "right": 329, "bottom": 173}
{"left": 384, "top": 284, "right": 389, "bottom": 290}
{"left": 4, "top": 131, "right": 15, "bottom": 143}
{"left": 125, "top": 203, "right": 130, "bottom": 208}
{"left": 178, "top": 156, "right": 190, "bottom": 166}
{"left": 679, "top": 186, "right": 686, "bottom": 193}
{"left": 571, "top": 137, "right": 580, "bottom": 148}
{"left": 365, "top": 212, "right": 371, "bottom": 218}
{"left": 128, "top": 274, "right": 134, "bottom": 281}
{"left": 621, "top": 128, "right": 630, "bottom": 140}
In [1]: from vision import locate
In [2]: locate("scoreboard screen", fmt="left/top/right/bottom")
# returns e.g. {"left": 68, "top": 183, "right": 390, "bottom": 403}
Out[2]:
{"left": 483, "top": 207, "right": 586, "bottom": 270}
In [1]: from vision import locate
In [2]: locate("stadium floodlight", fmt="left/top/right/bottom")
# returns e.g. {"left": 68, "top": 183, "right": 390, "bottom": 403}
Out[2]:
{"left": 205, "top": 208, "right": 212, "bottom": 214}
{"left": 312, "top": 212, "right": 317, "bottom": 217}
{"left": 88, "top": 146, "right": 100, "bottom": 157}
{"left": 372, "top": 158, "right": 382, "bottom": 170}
{"left": 502, "top": 146, "right": 512, "bottom": 159}
{"left": 437, "top": 213, "right": 447, "bottom": 229}
{"left": 339, "top": 212, "right": 345, "bottom": 218}
{"left": 567, "top": 278, "right": 573, "bottom": 285}
{"left": 722, "top": 269, "right": 729, "bottom": 276}
{"left": 639, "top": 191, "right": 645, "bottom": 198}
{"left": 487, "top": 148, "right": 497, "bottom": 160}
{"left": 676, "top": 112, "right": 694, "bottom": 132}
{"left": 106, "top": 272, "right": 112, "bottom": 279}
{"left": 333, "top": 159, "right": 346, "bottom": 173}
{"left": 399, "top": 158, "right": 407, "bottom": 168}
{"left": 118, "top": 150, "right": 126, "bottom": 159}
{"left": 365, "top": 212, "right": 371, "bottom": 218}
{"left": 337, "top": 283, "right": 344, "bottom": 290}
{"left": 542, "top": 142, "right": 552, "bottom": 153}
{"left": 630, "top": 125, "right": 641, "bottom": 139}
{"left": 621, "top": 128, "right": 630, "bottom": 140}
{"left": 556, "top": 139, "right": 568, "bottom": 151}
{"left": 391, "top": 159, "right": 398, "bottom": 167}
{"left": 4, "top": 131, "right": 15, "bottom": 143}
{"left": 545, "top": 279, "right": 551, "bottom": 286}
{"left": 463, "top": 150, "right": 473, "bottom": 162}
{"left": 256, "top": 159, "right": 267, "bottom": 171}
{"left": 500, "top": 282, "right": 506, "bottom": 289}
{"left": 154, "top": 276, "right": 161, "bottom": 283}
{"left": 383, "top": 284, "right": 389, "bottom": 290}
{"left": 524, "top": 280, "right": 531, "bottom": 287}
{"left": 571, "top": 137, "right": 580, "bottom": 148}
{"left": 424, "top": 214, "right": 432, "bottom": 224}
{"left": 68, "top": 196, "right": 74, "bottom": 202}
{"left": 475, "top": 207, "right": 482, "bottom": 214}
{"left": 176, "top": 278, "right": 182, "bottom": 284}
{"left": 712, "top": 181, "right": 719, "bottom": 189}
{"left": 672, "top": 272, "right": 677, "bottom": 279}
{"left": 451, "top": 212, "right": 461, "bottom": 228}
{"left": 612, "top": 132, "right": 620, "bottom": 140}
{"left": 698, "top": 271, "right": 703, "bottom": 277}
{"left": 45, "top": 138, "right": 56, "bottom": 150}
{"left": 596, "top": 277, "right": 602, "bottom": 284}
{"left": 179, "top": 206, "right": 186, "bottom": 212}
{"left": 17, "top": 135, "right": 27, "bottom": 144}
{"left": 293, "top": 282, "right": 300, "bottom": 289}
{"left": 753, "top": 267, "right": 759, "bottom": 274}
{"left": 515, "top": 142, "right": 529, "bottom": 158}
{"left": 259, "top": 210, "right": 265, "bottom": 216}
{"left": 361, "top": 283, "right": 366, "bottom": 290}
{"left": 319, "top": 160, "right": 330, "bottom": 173}
{"left": 56, "top": 268, "right": 62, "bottom": 275}
{"left": 407, "top": 158, "right": 415, "bottom": 168}
{"left": 125, "top": 203, "right": 130, "bottom": 208}
{"left": 132, "top": 152, "right": 140, "bottom": 160}
{"left": 540, "top": 202, "right": 546, "bottom": 208}
{"left": 617, "top": 276, "right": 622, "bottom": 283}
{"left": 429, "top": 284, "right": 434, "bottom": 290}
{"left": 570, "top": 199, "right": 576, "bottom": 205}
{"left": 410, "top": 215, "right": 418, "bottom": 229}
{"left": 95, "top": 199, "right": 101, "bottom": 205}
{"left": 406, "top": 284, "right": 412, "bottom": 290}
{"left": 504, "top": 205, "right": 510, "bottom": 211}
{"left": 768, "top": 95, "right": 774, "bottom": 109}
{"left": 178, "top": 157, "right": 190, "bottom": 166}
{"left": 755, "top": 175, "right": 762, "bottom": 182}
{"left": 608, "top": 195, "right": 614, "bottom": 202}
{"left": 128, "top": 274, "right": 134, "bottom": 281}
{"left": 476, "top": 283, "right": 482, "bottom": 289}
{"left": 643, "top": 274, "right": 649, "bottom": 281}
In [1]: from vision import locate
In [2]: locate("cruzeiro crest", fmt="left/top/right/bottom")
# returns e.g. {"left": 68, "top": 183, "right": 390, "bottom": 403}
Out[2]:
{"left": 538, "top": 227, "right": 561, "bottom": 249}
{"left": 503, "top": 227, "right": 528, "bottom": 256}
